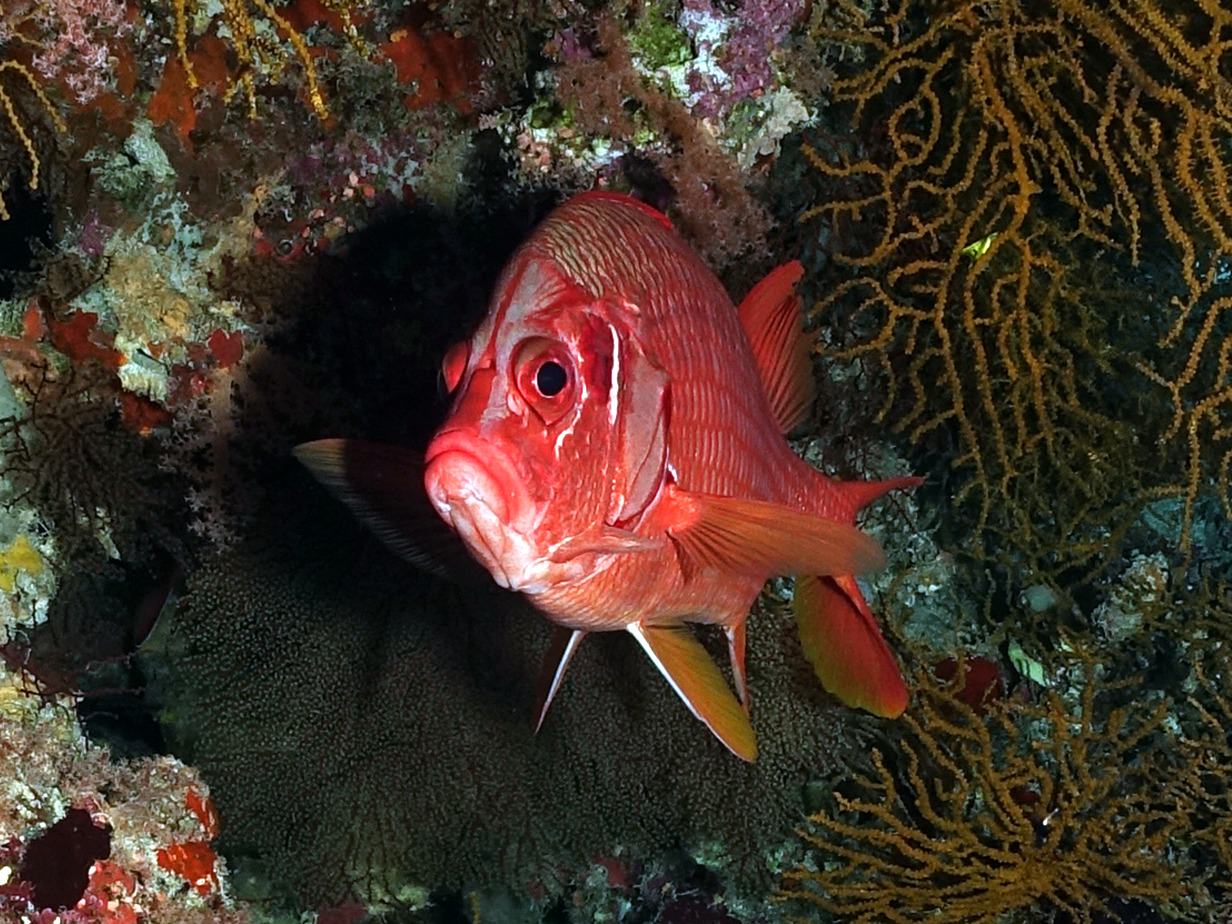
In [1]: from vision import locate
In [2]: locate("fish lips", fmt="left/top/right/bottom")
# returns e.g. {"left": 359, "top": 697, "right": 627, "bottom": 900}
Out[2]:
{"left": 423, "top": 433, "right": 536, "bottom": 590}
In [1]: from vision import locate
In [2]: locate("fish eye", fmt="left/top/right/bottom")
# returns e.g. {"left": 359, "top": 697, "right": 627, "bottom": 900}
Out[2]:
{"left": 512, "top": 337, "right": 575, "bottom": 425}
{"left": 535, "top": 360, "right": 568, "bottom": 397}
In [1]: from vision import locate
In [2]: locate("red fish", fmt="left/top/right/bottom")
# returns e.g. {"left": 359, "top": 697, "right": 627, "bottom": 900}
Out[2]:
{"left": 296, "top": 192, "right": 920, "bottom": 760}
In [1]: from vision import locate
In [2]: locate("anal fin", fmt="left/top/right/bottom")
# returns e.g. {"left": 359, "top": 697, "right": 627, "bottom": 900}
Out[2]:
{"left": 627, "top": 623, "right": 757, "bottom": 761}
{"left": 794, "top": 573, "right": 908, "bottom": 718}
{"left": 724, "top": 620, "right": 750, "bottom": 712}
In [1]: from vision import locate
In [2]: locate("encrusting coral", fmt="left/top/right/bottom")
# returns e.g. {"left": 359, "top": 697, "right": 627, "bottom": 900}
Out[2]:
{"left": 0, "top": 658, "right": 253, "bottom": 923}
{"left": 164, "top": 0, "right": 368, "bottom": 122}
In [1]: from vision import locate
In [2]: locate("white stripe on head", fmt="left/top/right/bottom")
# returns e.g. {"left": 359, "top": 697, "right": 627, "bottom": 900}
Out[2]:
{"left": 607, "top": 321, "right": 621, "bottom": 428}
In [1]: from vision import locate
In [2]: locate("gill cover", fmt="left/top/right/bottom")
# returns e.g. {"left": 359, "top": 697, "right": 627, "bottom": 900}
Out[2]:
{"left": 610, "top": 323, "right": 669, "bottom": 527}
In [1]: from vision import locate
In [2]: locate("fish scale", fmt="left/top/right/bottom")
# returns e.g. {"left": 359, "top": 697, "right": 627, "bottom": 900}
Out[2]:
{"left": 535, "top": 201, "right": 812, "bottom": 504}
{"left": 295, "top": 191, "right": 920, "bottom": 760}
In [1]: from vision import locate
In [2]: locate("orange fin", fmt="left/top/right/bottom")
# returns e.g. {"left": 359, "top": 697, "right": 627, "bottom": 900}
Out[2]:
{"left": 533, "top": 626, "right": 587, "bottom": 733}
{"left": 666, "top": 486, "right": 886, "bottom": 578}
{"left": 738, "top": 261, "right": 813, "bottom": 434}
{"left": 628, "top": 623, "right": 757, "bottom": 761}
{"left": 294, "top": 438, "right": 482, "bottom": 580}
{"left": 794, "top": 573, "right": 908, "bottom": 718}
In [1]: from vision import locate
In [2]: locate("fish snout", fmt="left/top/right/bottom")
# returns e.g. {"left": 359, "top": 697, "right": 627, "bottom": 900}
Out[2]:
{"left": 423, "top": 431, "right": 535, "bottom": 588}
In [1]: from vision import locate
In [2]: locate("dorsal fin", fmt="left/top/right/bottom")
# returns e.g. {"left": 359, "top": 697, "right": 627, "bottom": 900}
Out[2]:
{"left": 572, "top": 190, "right": 674, "bottom": 230}
{"left": 737, "top": 261, "right": 813, "bottom": 434}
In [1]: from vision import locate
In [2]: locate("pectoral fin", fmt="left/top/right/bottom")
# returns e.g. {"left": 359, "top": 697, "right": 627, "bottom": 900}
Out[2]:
{"left": 665, "top": 486, "right": 886, "bottom": 578}
{"left": 794, "top": 573, "right": 908, "bottom": 718}
{"left": 294, "top": 438, "right": 483, "bottom": 580}
{"left": 627, "top": 623, "right": 757, "bottom": 761}
{"left": 533, "top": 627, "right": 587, "bottom": 733}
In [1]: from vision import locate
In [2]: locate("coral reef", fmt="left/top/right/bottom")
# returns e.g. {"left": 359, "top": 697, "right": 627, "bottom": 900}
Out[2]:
{"left": 133, "top": 198, "right": 888, "bottom": 912}
{"left": 1, "top": 0, "right": 131, "bottom": 104}
{"left": 0, "top": 58, "right": 64, "bottom": 221}
{"left": 771, "top": 10, "right": 1232, "bottom": 913}
{"left": 0, "top": 359, "right": 187, "bottom": 564}
{"left": 5, "top": 0, "right": 1232, "bottom": 920}
{"left": 152, "top": 533, "right": 857, "bottom": 910}
{"left": 164, "top": 0, "right": 363, "bottom": 122}
{"left": 553, "top": 12, "right": 774, "bottom": 266}
{"left": 0, "top": 563, "right": 250, "bottom": 924}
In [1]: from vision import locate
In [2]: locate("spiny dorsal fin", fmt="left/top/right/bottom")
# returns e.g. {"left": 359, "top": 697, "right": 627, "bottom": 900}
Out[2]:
{"left": 627, "top": 622, "right": 757, "bottom": 761}
{"left": 664, "top": 486, "right": 886, "bottom": 579}
{"left": 795, "top": 573, "right": 908, "bottom": 718}
{"left": 573, "top": 190, "right": 674, "bottom": 230}
{"left": 737, "top": 261, "right": 813, "bottom": 434}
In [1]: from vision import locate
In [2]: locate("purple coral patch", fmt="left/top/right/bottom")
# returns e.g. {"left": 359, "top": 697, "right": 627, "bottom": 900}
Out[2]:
{"left": 657, "top": 892, "right": 744, "bottom": 924}
{"left": 19, "top": 808, "right": 111, "bottom": 911}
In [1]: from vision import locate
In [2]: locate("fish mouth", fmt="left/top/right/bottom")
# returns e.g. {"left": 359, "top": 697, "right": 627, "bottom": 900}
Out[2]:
{"left": 423, "top": 433, "right": 534, "bottom": 589}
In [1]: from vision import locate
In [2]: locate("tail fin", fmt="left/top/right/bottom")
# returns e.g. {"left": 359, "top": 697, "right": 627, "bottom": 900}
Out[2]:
{"left": 787, "top": 468, "right": 920, "bottom": 715}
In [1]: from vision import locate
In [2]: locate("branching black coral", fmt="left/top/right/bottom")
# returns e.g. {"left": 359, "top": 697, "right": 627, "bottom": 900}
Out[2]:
{"left": 1168, "top": 579, "right": 1232, "bottom": 897}
{"left": 0, "top": 361, "right": 185, "bottom": 562}
{"left": 778, "top": 654, "right": 1210, "bottom": 923}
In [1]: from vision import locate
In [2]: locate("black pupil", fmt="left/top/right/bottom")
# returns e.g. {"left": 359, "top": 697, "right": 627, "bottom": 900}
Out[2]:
{"left": 535, "top": 360, "right": 568, "bottom": 397}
